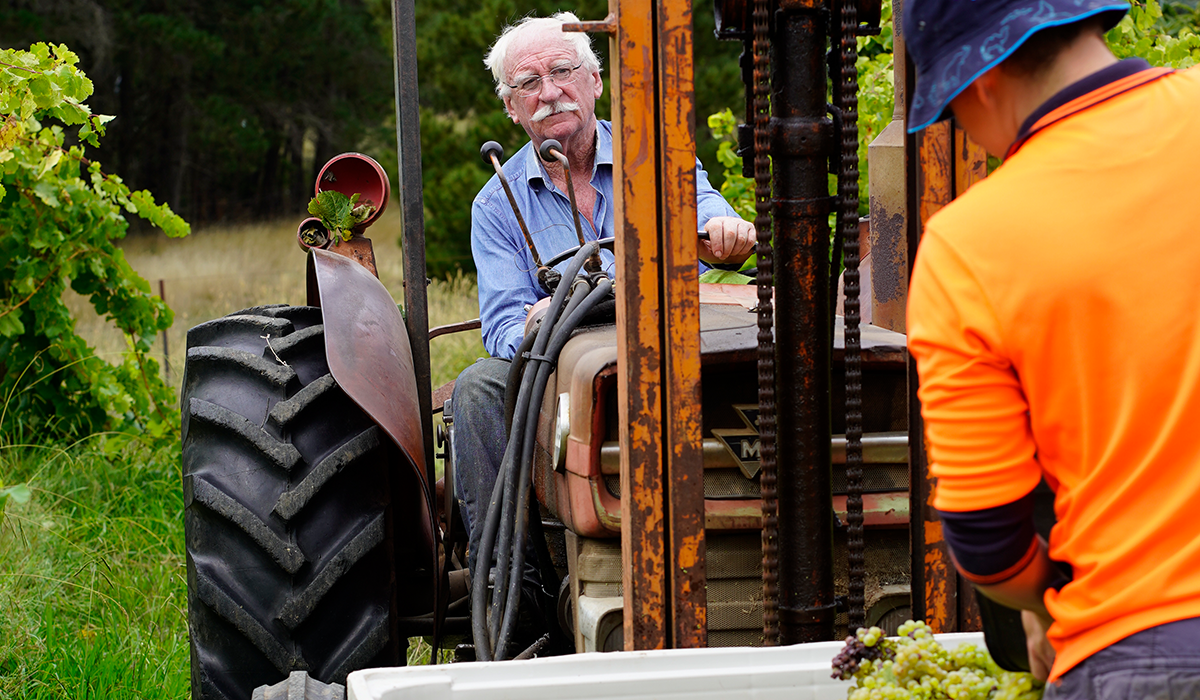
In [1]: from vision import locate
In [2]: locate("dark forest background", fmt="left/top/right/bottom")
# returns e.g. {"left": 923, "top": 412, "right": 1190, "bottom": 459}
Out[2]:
{"left": 0, "top": 0, "right": 744, "bottom": 274}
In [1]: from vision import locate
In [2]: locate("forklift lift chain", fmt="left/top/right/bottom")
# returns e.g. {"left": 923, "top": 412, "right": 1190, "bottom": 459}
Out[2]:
{"left": 836, "top": 0, "right": 868, "bottom": 632}
{"left": 752, "top": 0, "right": 781, "bottom": 648}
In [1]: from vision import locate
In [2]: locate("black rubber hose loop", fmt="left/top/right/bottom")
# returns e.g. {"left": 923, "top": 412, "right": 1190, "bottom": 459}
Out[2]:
{"left": 543, "top": 237, "right": 616, "bottom": 270}
{"left": 490, "top": 273, "right": 591, "bottom": 648}
{"left": 470, "top": 242, "right": 598, "bottom": 659}
{"left": 491, "top": 278, "right": 591, "bottom": 652}
{"left": 496, "top": 277, "right": 613, "bottom": 656}
{"left": 503, "top": 329, "right": 540, "bottom": 435}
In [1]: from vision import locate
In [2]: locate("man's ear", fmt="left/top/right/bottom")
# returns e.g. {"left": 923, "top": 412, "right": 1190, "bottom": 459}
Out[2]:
{"left": 502, "top": 95, "right": 519, "bottom": 123}
{"left": 590, "top": 69, "right": 603, "bottom": 99}
{"left": 970, "top": 69, "right": 1002, "bottom": 111}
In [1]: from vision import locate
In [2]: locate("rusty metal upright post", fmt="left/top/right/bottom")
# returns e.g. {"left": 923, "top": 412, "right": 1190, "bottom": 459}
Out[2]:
{"left": 605, "top": 0, "right": 706, "bottom": 650}
{"left": 611, "top": 0, "right": 667, "bottom": 651}
{"left": 905, "top": 53, "right": 989, "bottom": 631}
{"left": 771, "top": 0, "right": 836, "bottom": 644}
{"left": 392, "top": 0, "right": 435, "bottom": 487}
{"left": 656, "top": 0, "right": 708, "bottom": 650}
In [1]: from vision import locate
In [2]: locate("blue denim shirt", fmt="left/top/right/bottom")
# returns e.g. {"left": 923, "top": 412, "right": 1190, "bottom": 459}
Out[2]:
{"left": 472, "top": 120, "right": 738, "bottom": 358}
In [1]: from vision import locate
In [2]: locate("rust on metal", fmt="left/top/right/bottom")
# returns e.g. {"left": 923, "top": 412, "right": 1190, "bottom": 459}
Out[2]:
{"left": 308, "top": 245, "right": 440, "bottom": 629}
{"left": 911, "top": 119, "right": 954, "bottom": 633}
{"left": 612, "top": 0, "right": 668, "bottom": 652}
{"left": 562, "top": 13, "right": 617, "bottom": 35}
{"left": 836, "top": 0, "right": 867, "bottom": 632}
{"left": 922, "top": 515, "right": 958, "bottom": 633}
{"left": 658, "top": 0, "right": 707, "bottom": 650}
{"left": 428, "top": 318, "right": 482, "bottom": 340}
{"left": 770, "top": 3, "right": 836, "bottom": 645}
{"left": 866, "top": 3, "right": 907, "bottom": 333}
{"left": 752, "top": 0, "right": 779, "bottom": 648}
{"left": 955, "top": 127, "right": 988, "bottom": 196}
{"left": 324, "top": 234, "right": 379, "bottom": 278}
{"left": 916, "top": 121, "right": 954, "bottom": 226}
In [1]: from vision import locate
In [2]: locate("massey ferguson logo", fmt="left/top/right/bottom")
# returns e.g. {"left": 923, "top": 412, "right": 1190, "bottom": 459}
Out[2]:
{"left": 712, "top": 404, "right": 762, "bottom": 479}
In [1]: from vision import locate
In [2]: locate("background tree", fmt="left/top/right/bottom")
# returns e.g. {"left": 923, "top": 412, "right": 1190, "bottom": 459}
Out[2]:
{"left": 0, "top": 0, "right": 743, "bottom": 276}
{"left": 0, "top": 0, "right": 392, "bottom": 225}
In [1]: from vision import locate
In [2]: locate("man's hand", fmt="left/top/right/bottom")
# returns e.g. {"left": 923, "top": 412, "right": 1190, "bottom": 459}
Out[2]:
{"left": 700, "top": 216, "right": 756, "bottom": 267}
{"left": 1021, "top": 609, "right": 1056, "bottom": 681}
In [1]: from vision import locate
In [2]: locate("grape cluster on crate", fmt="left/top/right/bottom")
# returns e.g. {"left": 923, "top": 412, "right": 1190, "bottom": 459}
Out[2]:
{"left": 831, "top": 621, "right": 1043, "bottom": 700}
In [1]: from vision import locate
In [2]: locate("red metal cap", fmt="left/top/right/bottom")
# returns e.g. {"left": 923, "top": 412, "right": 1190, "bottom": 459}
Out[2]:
{"left": 315, "top": 153, "right": 391, "bottom": 230}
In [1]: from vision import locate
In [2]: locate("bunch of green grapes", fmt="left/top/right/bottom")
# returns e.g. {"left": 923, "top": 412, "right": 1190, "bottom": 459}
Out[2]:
{"left": 831, "top": 621, "right": 1043, "bottom": 700}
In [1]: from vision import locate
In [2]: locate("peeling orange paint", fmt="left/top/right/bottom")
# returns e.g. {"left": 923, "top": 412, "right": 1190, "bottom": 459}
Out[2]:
{"left": 924, "top": 518, "right": 943, "bottom": 545}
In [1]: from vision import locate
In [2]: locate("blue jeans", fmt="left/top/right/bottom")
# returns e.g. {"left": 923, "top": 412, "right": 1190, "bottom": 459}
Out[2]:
{"left": 1046, "top": 616, "right": 1200, "bottom": 700}
{"left": 450, "top": 357, "right": 540, "bottom": 589}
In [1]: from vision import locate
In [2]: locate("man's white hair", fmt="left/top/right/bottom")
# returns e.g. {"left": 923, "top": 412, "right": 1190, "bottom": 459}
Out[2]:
{"left": 484, "top": 12, "right": 602, "bottom": 99}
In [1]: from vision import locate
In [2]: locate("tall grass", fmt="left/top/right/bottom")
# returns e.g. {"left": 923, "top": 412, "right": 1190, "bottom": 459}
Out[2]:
{"left": 0, "top": 435, "right": 187, "bottom": 699}
{"left": 66, "top": 208, "right": 487, "bottom": 397}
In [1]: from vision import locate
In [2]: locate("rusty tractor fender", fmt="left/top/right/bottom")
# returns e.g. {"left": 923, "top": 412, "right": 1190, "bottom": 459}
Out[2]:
{"left": 306, "top": 247, "right": 443, "bottom": 636}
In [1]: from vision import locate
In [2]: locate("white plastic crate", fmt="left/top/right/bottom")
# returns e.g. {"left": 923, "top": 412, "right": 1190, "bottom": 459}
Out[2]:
{"left": 347, "top": 633, "right": 985, "bottom": 700}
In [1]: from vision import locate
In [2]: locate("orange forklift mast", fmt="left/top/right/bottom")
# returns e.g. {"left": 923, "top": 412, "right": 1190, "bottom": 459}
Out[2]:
{"left": 284, "top": 0, "right": 993, "bottom": 664}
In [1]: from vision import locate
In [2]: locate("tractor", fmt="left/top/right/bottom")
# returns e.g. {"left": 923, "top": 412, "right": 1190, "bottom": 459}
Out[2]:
{"left": 179, "top": 0, "right": 1004, "bottom": 698}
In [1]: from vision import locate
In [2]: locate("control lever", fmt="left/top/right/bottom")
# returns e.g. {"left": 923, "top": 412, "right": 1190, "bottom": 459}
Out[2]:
{"left": 538, "top": 139, "right": 603, "bottom": 274}
{"left": 481, "top": 141, "right": 560, "bottom": 292}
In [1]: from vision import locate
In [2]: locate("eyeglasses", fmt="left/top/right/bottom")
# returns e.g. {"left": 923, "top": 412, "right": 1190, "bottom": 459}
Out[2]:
{"left": 506, "top": 63, "right": 583, "bottom": 97}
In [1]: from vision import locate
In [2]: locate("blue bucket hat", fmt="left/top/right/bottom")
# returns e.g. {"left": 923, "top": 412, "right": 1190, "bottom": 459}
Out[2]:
{"left": 904, "top": 0, "right": 1129, "bottom": 132}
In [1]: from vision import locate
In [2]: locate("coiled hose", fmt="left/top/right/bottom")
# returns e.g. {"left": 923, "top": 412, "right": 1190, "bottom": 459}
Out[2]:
{"left": 470, "top": 242, "right": 610, "bottom": 661}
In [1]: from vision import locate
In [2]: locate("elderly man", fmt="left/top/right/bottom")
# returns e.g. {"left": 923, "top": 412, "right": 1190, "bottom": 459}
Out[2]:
{"left": 904, "top": 0, "right": 1200, "bottom": 695}
{"left": 451, "top": 12, "right": 754, "bottom": 640}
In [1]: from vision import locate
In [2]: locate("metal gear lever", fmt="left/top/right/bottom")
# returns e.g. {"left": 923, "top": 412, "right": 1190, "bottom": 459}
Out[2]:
{"left": 538, "top": 139, "right": 604, "bottom": 274}
{"left": 481, "top": 141, "right": 560, "bottom": 292}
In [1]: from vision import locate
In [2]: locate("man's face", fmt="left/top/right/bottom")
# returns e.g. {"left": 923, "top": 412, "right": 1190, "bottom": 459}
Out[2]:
{"left": 502, "top": 30, "right": 603, "bottom": 147}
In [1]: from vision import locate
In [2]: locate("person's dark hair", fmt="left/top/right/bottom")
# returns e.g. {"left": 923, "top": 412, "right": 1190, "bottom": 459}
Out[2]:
{"left": 1003, "top": 15, "right": 1109, "bottom": 77}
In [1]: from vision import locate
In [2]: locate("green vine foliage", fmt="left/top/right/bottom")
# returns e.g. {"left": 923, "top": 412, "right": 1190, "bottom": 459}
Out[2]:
{"left": 707, "top": 0, "right": 896, "bottom": 222}
{"left": 0, "top": 43, "right": 189, "bottom": 440}
{"left": 1107, "top": 0, "right": 1200, "bottom": 68}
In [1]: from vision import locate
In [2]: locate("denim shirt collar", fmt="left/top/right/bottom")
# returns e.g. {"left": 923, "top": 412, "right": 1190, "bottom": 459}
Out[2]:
{"left": 522, "top": 120, "right": 613, "bottom": 189}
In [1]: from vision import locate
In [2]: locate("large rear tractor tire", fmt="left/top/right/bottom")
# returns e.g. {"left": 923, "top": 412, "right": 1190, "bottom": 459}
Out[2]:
{"left": 182, "top": 305, "right": 410, "bottom": 700}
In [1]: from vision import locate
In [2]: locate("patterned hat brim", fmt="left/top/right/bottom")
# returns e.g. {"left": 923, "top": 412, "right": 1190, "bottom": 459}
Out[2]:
{"left": 907, "top": 3, "right": 1129, "bottom": 133}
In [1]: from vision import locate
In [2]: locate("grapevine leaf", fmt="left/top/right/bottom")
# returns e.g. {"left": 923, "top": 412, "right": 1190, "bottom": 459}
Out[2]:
{"left": 0, "top": 310, "right": 26, "bottom": 337}
{"left": 32, "top": 179, "right": 60, "bottom": 207}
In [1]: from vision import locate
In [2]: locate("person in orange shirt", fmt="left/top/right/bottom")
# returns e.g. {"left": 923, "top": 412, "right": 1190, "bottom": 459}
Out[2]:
{"left": 904, "top": 0, "right": 1200, "bottom": 696}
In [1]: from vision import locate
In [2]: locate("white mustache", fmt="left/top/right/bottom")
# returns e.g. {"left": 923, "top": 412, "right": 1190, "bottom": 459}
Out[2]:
{"left": 530, "top": 101, "right": 580, "bottom": 122}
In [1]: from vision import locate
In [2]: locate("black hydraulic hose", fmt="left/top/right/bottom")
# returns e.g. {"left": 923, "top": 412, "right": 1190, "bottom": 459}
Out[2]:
{"left": 470, "top": 242, "right": 599, "bottom": 660}
{"left": 495, "top": 277, "right": 613, "bottom": 656}
{"left": 475, "top": 322, "right": 562, "bottom": 657}
{"left": 490, "top": 278, "right": 590, "bottom": 646}
{"left": 504, "top": 329, "right": 541, "bottom": 436}
{"left": 543, "top": 237, "right": 615, "bottom": 270}
{"left": 494, "top": 284, "right": 593, "bottom": 653}
{"left": 471, "top": 442, "right": 513, "bottom": 661}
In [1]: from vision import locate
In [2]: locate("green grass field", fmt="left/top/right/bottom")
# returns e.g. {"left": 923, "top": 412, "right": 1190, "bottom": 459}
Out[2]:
{"left": 1, "top": 214, "right": 484, "bottom": 697}
{"left": 0, "top": 437, "right": 187, "bottom": 699}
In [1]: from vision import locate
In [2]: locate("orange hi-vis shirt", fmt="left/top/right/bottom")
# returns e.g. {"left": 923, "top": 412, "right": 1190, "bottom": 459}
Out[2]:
{"left": 908, "top": 64, "right": 1200, "bottom": 681}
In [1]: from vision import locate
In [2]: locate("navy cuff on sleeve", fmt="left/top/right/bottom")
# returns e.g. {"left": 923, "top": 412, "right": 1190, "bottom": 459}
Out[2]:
{"left": 937, "top": 489, "right": 1036, "bottom": 581}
